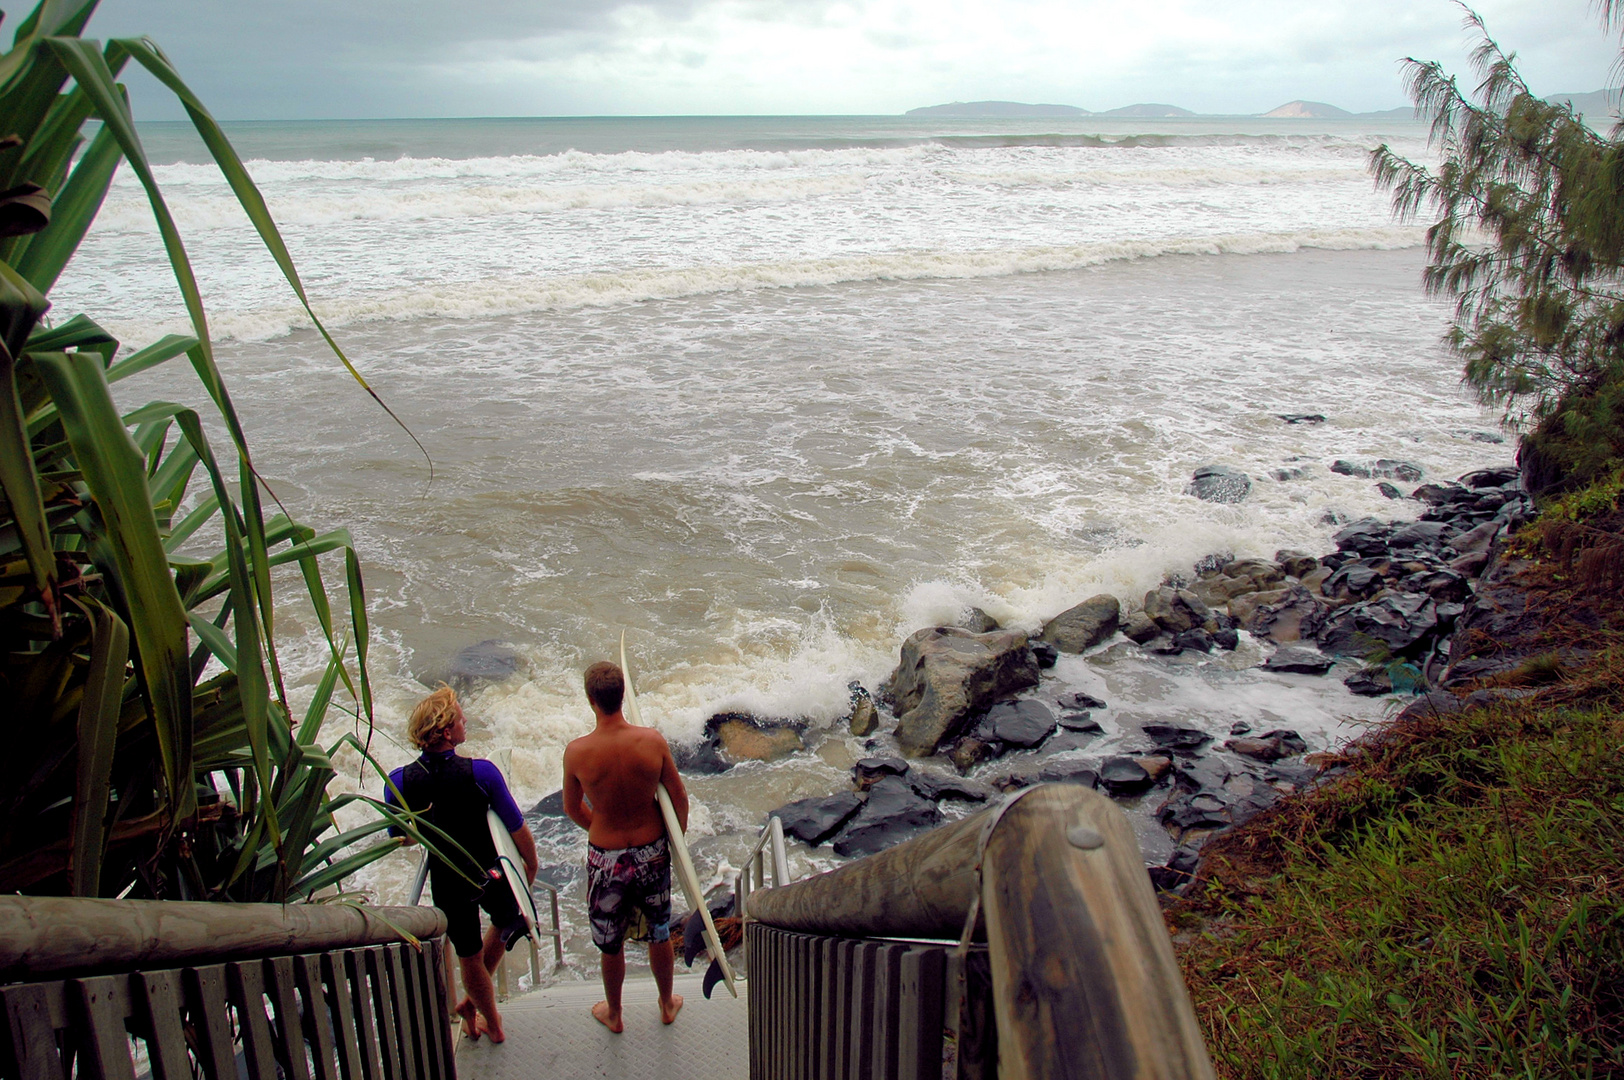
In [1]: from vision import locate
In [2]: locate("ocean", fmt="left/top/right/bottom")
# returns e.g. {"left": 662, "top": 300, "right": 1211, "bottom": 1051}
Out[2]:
{"left": 64, "top": 114, "right": 1503, "bottom": 967}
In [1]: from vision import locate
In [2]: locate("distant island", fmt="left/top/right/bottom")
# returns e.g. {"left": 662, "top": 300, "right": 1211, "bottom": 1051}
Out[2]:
{"left": 906, "top": 101, "right": 1091, "bottom": 118}
{"left": 905, "top": 92, "right": 1616, "bottom": 122}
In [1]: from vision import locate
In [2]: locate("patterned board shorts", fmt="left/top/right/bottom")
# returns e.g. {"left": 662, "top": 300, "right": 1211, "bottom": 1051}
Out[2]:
{"left": 586, "top": 836, "right": 672, "bottom": 954}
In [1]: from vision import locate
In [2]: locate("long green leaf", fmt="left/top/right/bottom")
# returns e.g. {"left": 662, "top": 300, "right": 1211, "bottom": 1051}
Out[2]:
{"left": 111, "top": 35, "right": 428, "bottom": 472}
{"left": 33, "top": 349, "right": 193, "bottom": 816}
{"left": 14, "top": 115, "right": 119, "bottom": 293}
{"left": 0, "top": 336, "right": 54, "bottom": 609}
{"left": 288, "top": 837, "right": 404, "bottom": 899}
{"left": 68, "top": 593, "right": 126, "bottom": 897}
{"left": 106, "top": 333, "right": 196, "bottom": 385}
{"left": 172, "top": 410, "right": 276, "bottom": 845}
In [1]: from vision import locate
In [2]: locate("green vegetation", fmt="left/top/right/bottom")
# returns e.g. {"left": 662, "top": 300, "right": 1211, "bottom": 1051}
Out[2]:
{"left": 1371, "top": 11, "right": 1624, "bottom": 495}
{"left": 1174, "top": 475, "right": 1624, "bottom": 1076}
{"left": 0, "top": 1, "right": 431, "bottom": 902}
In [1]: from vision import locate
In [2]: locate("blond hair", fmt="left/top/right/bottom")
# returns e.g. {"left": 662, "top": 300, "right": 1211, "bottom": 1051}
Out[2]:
{"left": 407, "top": 685, "right": 460, "bottom": 749}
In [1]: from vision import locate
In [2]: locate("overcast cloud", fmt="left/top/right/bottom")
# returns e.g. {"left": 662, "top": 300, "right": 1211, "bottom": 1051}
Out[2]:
{"left": 78, "top": 0, "right": 1617, "bottom": 120}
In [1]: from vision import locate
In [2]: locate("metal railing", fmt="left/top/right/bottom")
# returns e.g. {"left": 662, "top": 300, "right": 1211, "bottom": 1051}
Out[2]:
{"left": 735, "top": 813, "right": 790, "bottom": 932}
{"left": 0, "top": 896, "right": 451, "bottom": 1080}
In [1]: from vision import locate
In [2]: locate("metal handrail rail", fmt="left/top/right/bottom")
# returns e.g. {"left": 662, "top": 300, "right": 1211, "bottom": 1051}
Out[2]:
{"left": 734, "top": 814, "right": 790, "bottom": 972}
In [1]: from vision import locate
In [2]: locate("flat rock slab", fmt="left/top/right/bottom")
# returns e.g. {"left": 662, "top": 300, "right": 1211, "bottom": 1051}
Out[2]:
{"left": 772, "top": 791, "right": 863, "bottom": 846}
{"left": 455, "top": 972, "right": 746, "bottom": 1080}
{"left": 1262, "top": 647, "right": 1335, "bottom": 675}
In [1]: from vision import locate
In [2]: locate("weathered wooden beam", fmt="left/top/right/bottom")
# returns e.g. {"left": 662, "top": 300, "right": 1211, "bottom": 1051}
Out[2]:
{"left": 748, "top": 784, "right": 1215, "bottom": 1080}
{"left": 980, "top": 786, "right": 1214, "bottom": 1080}
{"left": 0, "top": 897, "right": 445, "bottom": 981}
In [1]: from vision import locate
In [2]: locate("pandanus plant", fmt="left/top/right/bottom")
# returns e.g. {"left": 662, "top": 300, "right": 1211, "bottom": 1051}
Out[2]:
{"left": 0, "top": 0, "right": 437, "bottom": 902}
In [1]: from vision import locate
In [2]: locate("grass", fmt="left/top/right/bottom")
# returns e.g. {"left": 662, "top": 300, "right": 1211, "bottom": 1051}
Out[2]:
{"left": 1171, "top": 496, "right": 1624, "bottom": 1078}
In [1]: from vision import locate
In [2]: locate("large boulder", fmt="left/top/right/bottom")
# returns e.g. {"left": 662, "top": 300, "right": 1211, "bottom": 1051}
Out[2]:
{"left": 1040, "top": 594, "right": 1121, "bottom": 653}
{"left": 1317, "top": 593, "right": 1439, "bottom": 656}
{"left": 430, "top": 639, "right": 521, "bottom": 693}
{"left": 831, "top": 777, "right": 942, "bottom": 857}
{"left": 889, "top": 628, "right": 1041, "bottom": 756}
{"left": 1144, "top": 586, "right": 1212, "bottom": 635}
{"left": 709, "top": 713, "right": 804, "bottom": 763}
{"left": 773, "top": 792, "right": 863, "bottom": 846}
{"left": 1187, "top": 465, "right": 1252, "bottom": 503}
{"left": 980, "top": 700, "right": 1056, "bottom": 749}
{"left": 846, "top": 685, "right": 880, "bottom": 736}
{"left": 1249, "top": 587, "right": 1328, "bottom": 643}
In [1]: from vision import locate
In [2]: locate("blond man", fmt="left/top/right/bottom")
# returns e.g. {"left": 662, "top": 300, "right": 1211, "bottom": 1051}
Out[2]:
{"left": 386, "top": 687, "right": 538, "bottom": 1042}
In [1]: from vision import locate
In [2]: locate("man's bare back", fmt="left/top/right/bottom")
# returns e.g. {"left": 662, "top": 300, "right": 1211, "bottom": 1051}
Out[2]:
{"left": 562, "top": 723, "right": 687, "bottom": 847}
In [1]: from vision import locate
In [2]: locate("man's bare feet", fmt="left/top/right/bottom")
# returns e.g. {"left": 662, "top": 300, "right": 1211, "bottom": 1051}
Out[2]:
{"left": 456, "top": 998, "right": 481, "bottom": 1040}
{"left": 483, "top": 1016, "right": 506, "bottom": 1044}
{"left": 660, "top": 993, "right": 684, "bottom": 1025}
{"left": 592, "top": 1000, "right": 625, "bottom": 1033}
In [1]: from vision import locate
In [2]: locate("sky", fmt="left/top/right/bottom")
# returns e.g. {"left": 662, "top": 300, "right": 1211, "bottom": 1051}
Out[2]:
{"left": 77, "top": 0, "right": 1620, "bottom": 120}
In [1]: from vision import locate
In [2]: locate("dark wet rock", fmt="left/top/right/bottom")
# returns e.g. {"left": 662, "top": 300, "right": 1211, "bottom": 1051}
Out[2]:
{"left": 1212, "top": 627, "right": 1240, "bottom": 650}
{"left": 846, "top": 684, "right": 879, "bottom": 737}
{"left": 1374, "top": 459, "right": 1424, "bottom": 482}
{"left": 1322, "top": 563, "right": 1383, "bottom": 603}
{"left": 831, "top": 777, "right": 941, "bottom": 857}
{"left": 1461, "top": 467, "right": 1519, "bottom": 489}
{"left": 1332, "top": 518, "right": 1393, "bottom": 556}
{"left": 1121, "top": 610, "right": 1160, "bottom": 644}
{"left": 1452, "top": 520, "right": 1501, "bottom": 557}
{"left": 1276, "top": 413, "right": 1325, "bottom": 424}
{"left": 1317, "top": 593, "right": 1439, "bottom": 656}
{"left": 1029, "top": 641, "right": 1059, "bottom": 668}
{"left": 1229, "top": 721, "right": 1252, "bottom": 736}
{"left": 1450, "top": 550, "right": 1490, "bottom": 576}
{"left": 1043, "top": 732, "right": 1100, "bottom": 753}
{"left": 1471, "top": 431, "right": 1506, "bottom": 443}
{"left": 1175, "top": 757, "right": 1232, "bottom": 793}
{"left": 775, "top": 791, "right": 864, "bottom": 846}
{"left": 1098, "top": 756, "right": 1154, "bottom": 795}
{"left": 531, "top": 790, "right": 567, "bottom": 816}
{"left": 1331, "top": 460, "right": 1371, "bottom": 479}
{"left": 1411, "top": 482, "right": 1463, "bottom": 506}
{"left": 1041, "top": 594, "right": 1121, "bottom": 653}
{"left": 1272, "top": 465, "right": 1309, "bottom": 482}
{"left": 1159, "top": 791, "right": 1234, "bottom": 832}
{"left": 1376, "top": 481, "right": 1404, "bottom": 499}
{"left": 709, "top": 713, "right": 805, "bottom": 763}
{"left": 1187, "top": 465, "right": 1253, "bottom": 503}
{"left": 1144, "top": 586, "right": 1212, "bottom": 635}
{"left": 1173, "top": 628, "right": 1215, "bottom": 653}
{"left": 1227, "top": 776, "right": 1284, "bottom": 826}
{"left": 1228, "top": 586, "right": 1290, "bottom": 628}
{"left": 889, "top": 627, "right": 1041, "bottom": 757}
{"left": 959, "top": 607, "right": 1001, "bottom": 634}
{"left": 1224, "top": 729, "right": 1309, "bottom": 761}
{"left": 949, "top": 737, "right": 998, "bottom": 773}
{"left": 1039, "top": 759, "right": 1100, "bottom": 785}
{"left": 1274, "top": 550, "right": 1319, "bottom": 579}
{"left": 1268, "top": 760, "right": 1321, "bottom": 788}
{"left": 1194, "top": 551, "right": 1234, "bottom": 576}
{"left": 982, "top": 700, "right": 1056, "bottom": 749}
{"left": 1401, "top": 568, "right": 1471, "bottom": 604}
{"left": 908, "top": 770, "right": 992, "bottom": 802}
{"left": 1343, "top": 667, "right": 1392, "bottom": 696}
{"left": 1058, "top": 691, "right": 1107, "bottom": 710}
{"left": 1262, "top": 647, "right": 1334, "bottom": 675}
{"left": 672, "top": 737, "right": 730, "bottom": 775}
{"left": 1250, "top": 587, "right": 1328, "bottom": 644}
{"left": 1389, "top": 520, "right": 1456, "bottom": 551}
{"left": 852, "top": 756, "right": 908, "bottom": 790}
{"left": 1141, "top": 724, "right": 1211, "bottom": 751}
{"left": 1146, "top": 635, "right": 1184, "bottom": 655}
{"left": 435, "top": 639, "right": 521, "bottom": 692}
{"left": 1057, "top": 711, "right": 1103, "bottom": 733}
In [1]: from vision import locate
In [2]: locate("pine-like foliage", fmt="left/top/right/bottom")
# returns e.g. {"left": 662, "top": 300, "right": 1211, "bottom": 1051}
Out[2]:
{"left": 1371, "top": 10, "right": 1624, "bottom": 425}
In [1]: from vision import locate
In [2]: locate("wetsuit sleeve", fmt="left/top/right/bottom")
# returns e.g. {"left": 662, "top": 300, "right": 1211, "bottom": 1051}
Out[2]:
{"left": 471, "top": 759, "right": 525, "bottom": 833}
{"left": 384, "top": 765, "right": 406, "bottom": 837}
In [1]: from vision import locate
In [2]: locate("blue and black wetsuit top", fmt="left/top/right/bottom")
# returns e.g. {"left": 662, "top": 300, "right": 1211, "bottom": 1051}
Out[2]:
{"left": 386, "top": 750, "right": 524, "bottom": 901}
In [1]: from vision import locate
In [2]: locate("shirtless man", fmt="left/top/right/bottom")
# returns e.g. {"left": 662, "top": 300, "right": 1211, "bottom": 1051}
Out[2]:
{"left": 562, "top": 661, "right": 688, "bottom": 1032}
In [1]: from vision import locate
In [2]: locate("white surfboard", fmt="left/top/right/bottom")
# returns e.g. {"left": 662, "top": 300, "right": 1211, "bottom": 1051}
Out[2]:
{"left": 621, "top": 634, "right": 739, "bottom": 998}
{"left": 488, "top": 808, "right": 543, "bottom": 949}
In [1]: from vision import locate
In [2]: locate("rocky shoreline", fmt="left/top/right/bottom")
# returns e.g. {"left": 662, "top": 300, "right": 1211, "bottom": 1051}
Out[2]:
{"left": 658, "top": 460, "right": 1536, "bottom": 892}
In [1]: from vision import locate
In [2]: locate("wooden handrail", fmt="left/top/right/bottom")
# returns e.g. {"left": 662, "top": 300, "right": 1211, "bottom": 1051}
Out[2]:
{"left": 0, "top": 896, "right": 445, "bottom": 982}
{"left": 747, "top": 783, "right": 1215, "bottom": 1080}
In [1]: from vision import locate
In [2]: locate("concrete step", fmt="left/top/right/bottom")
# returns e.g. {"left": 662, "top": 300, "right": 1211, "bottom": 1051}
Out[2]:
{"left": 454, "top": 972, "right": 748, "bottom": 1080}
